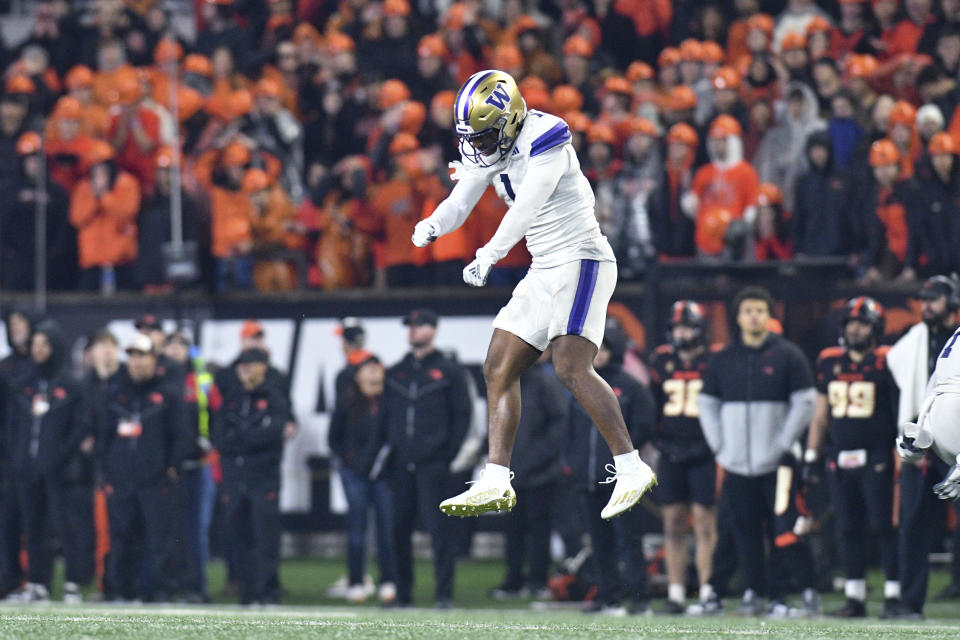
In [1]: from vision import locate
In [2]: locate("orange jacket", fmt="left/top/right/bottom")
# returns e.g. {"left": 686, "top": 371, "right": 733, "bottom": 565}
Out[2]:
{"left": 45, "top": 135, "right": 95, "bottom": 193}
{"left": 416, "top": 174, "right": 474, "bottom": 264}
{"left": 250, "top": 184, "right": 297, "bottom": 248}
{"left": 615, "top": 0, "right": 672, "bottom": 37}
{"left": 726, "top": 19, "right": 750, "bottom": 65}
{"left": 469, "top": 186, "right": 531, "bottom": 269}
{"left": 367, "top": 177, "right": 432, "bottom": 268}
{"left": 692, "top": 160, "right": 759, "bottom": 219}
{"left": 876, "top": 187, "right": 908, "bottom": 262}
{"left": 887, "top": 18, "right": 933, "bottom": 57}
{"left": 209, "top": 186, "right": 252, "bottom": 259}
{"left": 69, "top": 172, "right": 141, "bottom": 268}
{"left": 299, "top": 195, "right": 371, "bottom": 289}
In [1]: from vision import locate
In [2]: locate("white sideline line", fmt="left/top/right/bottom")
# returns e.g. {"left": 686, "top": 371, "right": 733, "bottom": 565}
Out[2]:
{"left": 0, "top": 604, "right": 359, "bottom": 618}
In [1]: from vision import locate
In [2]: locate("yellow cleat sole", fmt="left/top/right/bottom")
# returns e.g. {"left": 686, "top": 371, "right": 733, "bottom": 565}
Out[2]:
{"left": 601, "top": 473, "right": 658, "bottom": 520}
{"left": 439, "top": 496, "right": 516, "bottom": 518}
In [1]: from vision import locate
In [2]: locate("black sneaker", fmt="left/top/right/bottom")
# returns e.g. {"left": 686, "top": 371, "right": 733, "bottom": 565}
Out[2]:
{"left": 880, "top": 599, "right": 922, "bottom": 620}
{"left": 687, "top": 593, "right": 724, "bottom": 616}
{"left": 663, "top": 599, "right": 685, "bottom": 615}
{"left": 832, "top": 598, "right": 866, "bottom": 618}
{"left": 628, "top": 600, "right": 651, "bottom": 616}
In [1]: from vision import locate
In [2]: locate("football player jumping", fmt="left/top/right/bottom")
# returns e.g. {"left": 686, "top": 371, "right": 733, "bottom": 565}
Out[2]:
{"left": 412, "top": 70, "right": 656, "bottom": 520}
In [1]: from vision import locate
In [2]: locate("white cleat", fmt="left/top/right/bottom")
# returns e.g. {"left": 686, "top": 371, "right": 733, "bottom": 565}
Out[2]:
{"left": 599, "top": 461, "right": 657, "bottom": 520}
{"left": 439, "top": 471, "right": 516, "bottom": 517}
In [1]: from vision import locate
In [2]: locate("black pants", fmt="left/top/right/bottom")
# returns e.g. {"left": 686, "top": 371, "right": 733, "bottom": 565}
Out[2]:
{"left": 221, "top": 473, "right": 281, "bottom": 604}
{"left": 503, "top": 483, "right": 555, "bottom": 590}
{"left": 898, "top": 456, "right": 960, "bottom": 613}
{"left": 0, "top": 469, "right": 23, "bottom": 593}
{"left": 107, "top": 481, "right": 178, "bottom": 600}
{"left": 829, "top": 451, "right": 897, "bottom": 583}
{"left": 393, "top": 460, "right": 456, "bottom": 604}
{"left": 17, "top": 475, "right": 55, "bottom": 587}
{"left": 53, "top": 483, "right": 95, "bottom": 586}
{"left": 717, "top": 470, "right": 813, "bottom": 599}
{"left": 580, "top": 486, "right": 649, "bottom": 606}
{"left": 708, "top": 487, "right": 738, "bottom": 597}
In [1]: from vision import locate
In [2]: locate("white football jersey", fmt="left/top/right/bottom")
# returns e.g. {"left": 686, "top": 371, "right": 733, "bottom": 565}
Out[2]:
{"left": 461, "top": 110, "right": 615, "bottom": 269}
{"left": 932, "top": 327, "right": 960, "bottom": 389}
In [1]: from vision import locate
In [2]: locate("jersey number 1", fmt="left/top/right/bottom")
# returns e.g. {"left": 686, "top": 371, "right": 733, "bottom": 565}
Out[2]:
{"left": 499, "top": 174, "right": 515, "bottom": 203}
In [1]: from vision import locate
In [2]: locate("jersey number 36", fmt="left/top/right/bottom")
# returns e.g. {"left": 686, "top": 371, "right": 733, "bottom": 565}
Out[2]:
{"left": 663, "top": 379, "right": 702, "bottom": 418}
{"left": 827, "top": 380, "right": 875, "bottom": 419}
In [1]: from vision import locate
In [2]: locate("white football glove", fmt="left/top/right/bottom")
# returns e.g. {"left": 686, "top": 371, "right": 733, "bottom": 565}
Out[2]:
{"left": 934, "top": 455, "right": 960, "bottom": 501}
{"left": 896, "top": 432, "right": 926, "bottom": 463}
{"left": 411, "top": 219, "right": 439, "bottom": 247}
{"left": 463, "top": 256, "right": 494, "bottom": 287}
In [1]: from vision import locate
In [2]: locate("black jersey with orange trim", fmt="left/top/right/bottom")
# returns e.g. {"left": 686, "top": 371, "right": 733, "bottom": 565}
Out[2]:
{"left": 815, "top": 345, "right": 899, "bottom": 453}
{"left": 650, "top": 344, "right": 713, "bottom": 462}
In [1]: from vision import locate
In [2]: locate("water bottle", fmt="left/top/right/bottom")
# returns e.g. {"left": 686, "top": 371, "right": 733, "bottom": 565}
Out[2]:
{"left": 101, "top": 263, "right": 116, "bottom": 295}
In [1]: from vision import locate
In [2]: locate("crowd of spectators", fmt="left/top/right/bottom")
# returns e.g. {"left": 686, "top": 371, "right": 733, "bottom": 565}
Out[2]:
{"left": 3, "top": 0, "right": 960, "bottom": 293}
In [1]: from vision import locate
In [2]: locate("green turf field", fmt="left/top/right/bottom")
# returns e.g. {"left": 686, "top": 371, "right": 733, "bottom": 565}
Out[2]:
{"left": 3, "top": 558, "right": 957, "bottom": 639}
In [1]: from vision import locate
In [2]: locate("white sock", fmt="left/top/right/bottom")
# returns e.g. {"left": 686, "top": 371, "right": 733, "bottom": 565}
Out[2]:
{"left": 668, "top": 584, "right": 686, "bottom": 603}
{"left": 884, "top": 581, "right": 901, "bottom": 599}
{"left": 845, "top": 579, "right": 867, "bottom": 602}
{"left": 699, "top": 584, "right": 715, "bottom": 602}
{"left": 483, "top": 463, "right": 511, "bottom": 485}
{"left": 613, "top": 450, "right": 642, "bottom": 472}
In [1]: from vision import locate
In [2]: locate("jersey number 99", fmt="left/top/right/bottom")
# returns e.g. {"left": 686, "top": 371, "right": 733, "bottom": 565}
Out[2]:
{"left": 827, "top": 380, "right": 875, "bottom": 419}
{"left": 663, "top": 379, "right": 703, "bottom": 418}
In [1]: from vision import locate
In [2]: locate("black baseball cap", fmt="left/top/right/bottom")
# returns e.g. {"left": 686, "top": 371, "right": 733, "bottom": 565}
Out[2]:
{"left": 338, "top": 317, "right": 365, "bottom": 343}
{"left": 236, "top": 347, "right": 269, "bottom": 364}
{"left": 602, "top": 326, "right": 629, "bottom": 360}
{"left": 916, "top": 276, "right": 957, "bottom": 300}
{"left": 403, "top": 308, "right": 438, "bottom": 327}
{"left": 135, "top": 314, "right": 163, "bottom": 331}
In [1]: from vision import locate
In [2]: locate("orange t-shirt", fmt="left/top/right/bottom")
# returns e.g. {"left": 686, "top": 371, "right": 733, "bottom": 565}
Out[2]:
{"left": 876, "top": 188, "right": 908, "bottom": 262}
{"left": 691, "top": 160, "right": 760, "bottom": 218}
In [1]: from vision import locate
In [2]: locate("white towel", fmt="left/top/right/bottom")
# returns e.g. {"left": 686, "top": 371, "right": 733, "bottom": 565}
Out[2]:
{"left": 888, "top": 322, "right": 932, "bottom": 426}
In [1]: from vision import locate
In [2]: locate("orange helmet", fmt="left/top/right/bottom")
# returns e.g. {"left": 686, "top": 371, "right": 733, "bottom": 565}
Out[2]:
{"left": 806, "top": 16, "right": 831, "bottom": 36}
{"left": 444, "top": 2, "right": 467, "bottom": 30}
{"left": 326, "top": 31, "right": 356, "bottom": 55}
{"left": 626, "top": 61, "right": 655, "bottom": 82}
{"left": 658, "top": 47, "right": 681, "bottom": 68}
{"left": 399, "top": 100, "right": 426, "bottom": 134}
{"left": 563, "top": 35, "right": 594, "bottom": 58}
{"left": 746, "top": 13, "right": 774, "bottom": 36}
{"left": 603, "top": 76, "right": 632, "bottom": 96}
{"left": 431, "top": 90, "right": 455, "bottom": 113}
{"left": 551, "top": 85, "right": 583, "bottom": 114}
{"left": 389, "top": 132, "right": 420, "bottom": 155}
{"left": 628, "top": 117, "right": 658, "bottom": 138}
{"left": 679, "top": 39, "right": 703, "bottom": 62}
{"left": 888, "top": 100, "right": 917, "bottom": 127}
{"left": 65, "top": 65, "right": 94, "bottom": 90}
{"left": 928, "top": 132, "right": 955, "bottom": 155}
{"left": 183, "top": 54, "right": 213, "bottom": 77}
{"left": 379, "top": 79, "right": 410, "bottom": 110}
{"left": 153, "top": 38, "right": 183, "bottom": 65}
{"left": 757, "top": 183, "right": 783, "bottom": 206}
{"left": 16, "top": 131, "right": 41, "bottom": 156}
{"left": 417, "top": 34, "right": 447, "bottom": 58}
{"left": 53, "top": 96, "right": 83, "bottom": 120}
{"left": 696, "top": 207, "right": 734, "bottom": 255}
{"left": 222, "top": 141, "right": 252, "bottom": 168}
{"left": 230, "top": 89, "right": 254, "bottom": 119}
{"left": 712, "top": 66, "right": 741, "bottom": 91}
{"left": 178, "top": 86, "right": 206, "bottom": 122}
{"left": 5, "top": 75, "right": 35, "bottom": 95}
{"left": 869, "top": 138, "right": 900, "bottom": 167}
{"left": 492, "top": 45, "right": 523, "bottom": 70}
{"left": 256, "top": 77, "right": 283, "bottom": 99}
{"left": 522, "top": 87, "right": 552, "bottom": 112}
{"left": 111, "top": 67, "right": 142, "bottom": 105}
{"left": 667, "top": 122, "right": 698, "bottom": 147}
{"left": 565, "top": 111, "right": 591, "bottom": 134}
{"left": 242, "top": 168, "right": 270, "bottom": 193}
{"left": 845, "top": 54, "right": 878, "bottom": 79}
{"left": 86, "top": 140, "right": 116, "bottom": 166}
{"left": 709, "top": 114, "right": 742, "bottom": 138}
{"left": 667, "top": 85, "right": 698, "bottom": 111}
{"left": 383, "top": 0, "right": 410, "bottom": 17}
{"left": 586, "top": 123, "right": 617, "bottom": 145}
{"left": 781, "top": 32, "right": 807, "bottom": 51}
{"left": 155, "top": 145, "right": 175, "bottom": 168}
{"left": 701, "top": 42, "right": 725, "bottom": 65}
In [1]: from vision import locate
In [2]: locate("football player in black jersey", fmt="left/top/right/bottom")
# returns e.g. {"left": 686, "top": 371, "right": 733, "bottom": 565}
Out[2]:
{"left": 805, "top": 296, "right": 900, "bottom": 618}
{"left": 650, "top": 301, "right": 717, "bottom": 613}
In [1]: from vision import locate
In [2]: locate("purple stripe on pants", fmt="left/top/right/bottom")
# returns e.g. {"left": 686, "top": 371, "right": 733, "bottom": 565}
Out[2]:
{"left": 567, "top": 260, "right": 599, "bottom": 335}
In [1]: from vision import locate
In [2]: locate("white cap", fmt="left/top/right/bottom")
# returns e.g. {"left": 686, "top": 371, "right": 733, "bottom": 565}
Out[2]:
{"left": 917, "top": 103, "right": 944, "bottom": 128}
{"left": 125, "top": 333, "right": 155, "bottom": 354}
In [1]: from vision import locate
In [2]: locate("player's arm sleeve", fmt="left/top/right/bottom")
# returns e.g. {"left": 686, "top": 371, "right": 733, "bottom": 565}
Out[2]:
{"left": 426, "top": 172, "right": 488, "bottom": 236}
{"left": 476, "top": 146, "right": 566, "bottom": 263}
{"left": 697, "top": 359, "right": 724, "bottom": 454}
